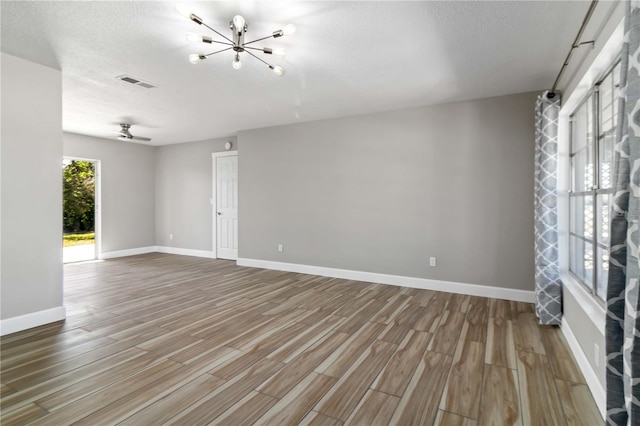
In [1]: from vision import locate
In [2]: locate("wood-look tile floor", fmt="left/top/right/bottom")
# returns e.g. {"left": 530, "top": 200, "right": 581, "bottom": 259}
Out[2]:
{"left": 1, "top": 253, "right": 602, "bottom": 425}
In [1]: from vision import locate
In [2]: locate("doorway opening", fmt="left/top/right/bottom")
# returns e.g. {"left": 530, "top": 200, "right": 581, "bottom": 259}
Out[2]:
{"left": 63, "top": 158, "right": 100, "bottom": 263}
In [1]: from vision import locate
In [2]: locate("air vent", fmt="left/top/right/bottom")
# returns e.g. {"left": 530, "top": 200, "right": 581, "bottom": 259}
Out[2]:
{"left": 120, "top": 76, "right": 139, "bottom": 84}
{"left": 115, "top": 74, "right": 158, "bottom": 89}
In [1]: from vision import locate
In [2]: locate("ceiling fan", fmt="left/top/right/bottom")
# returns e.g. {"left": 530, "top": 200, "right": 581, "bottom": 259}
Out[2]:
{"left": 116, "top": 123, "right": 151, "bottom": 142}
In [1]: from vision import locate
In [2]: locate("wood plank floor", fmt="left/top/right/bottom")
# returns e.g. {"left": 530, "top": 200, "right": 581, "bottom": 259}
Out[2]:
{"left": 1, "top": 253, "right": 602, "bottom": 425}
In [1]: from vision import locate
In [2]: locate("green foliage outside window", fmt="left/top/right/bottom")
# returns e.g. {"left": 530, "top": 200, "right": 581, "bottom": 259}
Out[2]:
{"left": 63, "top": 160, "right": 95, "bottom": 233}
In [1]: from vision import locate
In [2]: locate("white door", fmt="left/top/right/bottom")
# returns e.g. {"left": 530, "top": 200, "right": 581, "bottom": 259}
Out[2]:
{"left": 215, "top": 154, "right": 238, "bottom": 260}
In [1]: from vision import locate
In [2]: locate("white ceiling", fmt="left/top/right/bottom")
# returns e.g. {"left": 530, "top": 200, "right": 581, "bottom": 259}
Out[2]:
{"left": 1, "top": 1, "right": 595, "bottom": 145}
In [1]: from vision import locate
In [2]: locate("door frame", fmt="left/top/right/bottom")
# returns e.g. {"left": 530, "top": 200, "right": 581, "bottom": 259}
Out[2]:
{"left": 212, "top": 151, "right": 238, "bottom": 260}
{"left": 63, "top": 156, "right": 101, "bottom": 261}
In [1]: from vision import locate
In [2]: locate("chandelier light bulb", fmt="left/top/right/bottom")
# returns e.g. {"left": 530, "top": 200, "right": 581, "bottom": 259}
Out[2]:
{"left": 176, "top": 3, "right": 191, "bottom": 18}
{"left": 232, "top": 15, "right": 246, "bottom": 31}
{"left": 232, "top": 54, "right": 242, "bottom": 70}
{"left": 189, "top": 53, "right": 204, "bottom": 64}
{"left": 273, "top": 47, "right": 287, "bottom": 57}
{"left": 185, "top": 32, "right": 202, "bottom": 43}
{"left": 271, "top": 65, "right": 284, "bottom": 76}
{"left": 282, "top": 24, "right": 296, "bottom": 36}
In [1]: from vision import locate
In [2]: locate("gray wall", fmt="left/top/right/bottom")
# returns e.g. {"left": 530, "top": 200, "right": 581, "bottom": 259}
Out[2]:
{"left": 64, "top": 132, "right": 156, "bottom": 253}
{"left": 238, "top": 91, "right": 537, "bottom": 291}
{"left": 1, "top": 53, "right": 63, "bottom": 319}
{"left": 155, "top": 137, "right": 237, "bottom": 251}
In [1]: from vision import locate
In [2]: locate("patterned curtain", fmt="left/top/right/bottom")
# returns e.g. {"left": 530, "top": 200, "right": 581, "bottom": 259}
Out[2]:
{"left": 534, "top": 91, "right": 562, "bottom": 325}
{"left": 606, "top": 1, "right": 640, "bottom": 424}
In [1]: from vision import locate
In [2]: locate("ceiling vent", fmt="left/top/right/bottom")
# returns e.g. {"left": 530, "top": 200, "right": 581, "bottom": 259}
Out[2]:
{"left": 115, "top": 74, "right": 158, "bottom": 89}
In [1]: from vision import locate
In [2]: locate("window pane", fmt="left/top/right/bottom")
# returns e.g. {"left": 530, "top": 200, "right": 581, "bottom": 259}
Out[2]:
{"left": 600, "top": 72, "right": 614, "bottom": 134}
{"left": 572, "top": 150, "right": 582, "bottom": 192}
{"left": 571, "top": 195, "right": 584, "bottom": 237}
{"left": 597, "top": 246, "right": 609, "bottom": 300}
{"left": 599, "top": 133, "right": 615, "bottom": 189}
{"left": 571, "top": 96, "right": 594, "bottom": 192}
{"left": 576, "top": 237, "right": 585, "bottom": 280}
{"left": 572, "top": 101, "right": 588, "bottom": 153}
{"left": 600, "top": 108, "right": 613, "bottom": 137}
{"left": 613, "top": 63, "right": 621, "bottom": 121}
{"left": 597, "top": 193, "right": 611, "bottom": 245}
{"left": 584, "top": 196, "right": 593, "bottom": 239}
{"left": 587, "top": 95, "right": 595, "bottom": 158}
{"left": 570, "top": 235, "right": 583, "bottom": 279}
{"left": 572, "top": 149, "right": 593, "bottom": 192}
{"left": 570, "top": 196, "right": 577, "bottom": 234}
{"left": 570, "top": 195, "right": 594, "bottom": 239}
{"left": 583, "top": 241, "right": 594, "bottom": 286}
{"left": 599, "top": 64, "right": 618, "bottom": 190}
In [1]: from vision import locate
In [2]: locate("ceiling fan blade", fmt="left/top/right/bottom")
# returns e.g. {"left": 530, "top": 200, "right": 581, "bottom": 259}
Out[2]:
{"left": 130, "top": 136, "right": 152, "bottom": 142}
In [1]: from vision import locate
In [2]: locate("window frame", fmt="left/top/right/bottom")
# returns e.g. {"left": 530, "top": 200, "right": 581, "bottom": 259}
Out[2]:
{"left": 567, "top": 59, "right": 620, "bottom": 303}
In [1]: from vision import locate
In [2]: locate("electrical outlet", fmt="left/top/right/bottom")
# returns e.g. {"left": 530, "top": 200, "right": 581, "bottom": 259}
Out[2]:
{"left": 278, "top": 244, "right": 283, "bottom": 253}
{"left": 429, "top": 257, "right": 437, "bottom": 267}
{"left": 169, "top": 234, "right": 173, "bottom": 240}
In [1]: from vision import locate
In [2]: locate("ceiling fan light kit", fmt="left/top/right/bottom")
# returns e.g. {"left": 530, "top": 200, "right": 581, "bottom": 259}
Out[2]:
{"left": 176, "top": 3, "right": 294, "bottom": 75}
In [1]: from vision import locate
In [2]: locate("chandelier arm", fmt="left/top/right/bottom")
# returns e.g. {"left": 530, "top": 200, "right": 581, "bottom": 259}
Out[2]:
{"left": 202, "top": 22, "right": 233, "bottom": 43}
{"left": 244, "top": 49, "right": 274, "bottom": 67}
{"left": 244, "top": 35, "right": 274, "bottom": 46}
{"left": 210, "top": 40, "right": 234, "bottom": 46}
{"left": 204, "top": 47, "right": 233, "bottom": 57}
{"left": 243, "top": 46, "right": 268, "bottom": 53}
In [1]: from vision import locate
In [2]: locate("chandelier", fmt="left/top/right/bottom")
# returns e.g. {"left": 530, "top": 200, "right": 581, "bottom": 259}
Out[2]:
{"left": 176, "top": 3, "right": 295, "bottom": 76}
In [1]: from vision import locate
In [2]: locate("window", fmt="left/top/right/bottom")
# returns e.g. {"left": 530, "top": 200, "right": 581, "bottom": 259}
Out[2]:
{"left": 569, "top": 62, "right": 620, "bottom": 301}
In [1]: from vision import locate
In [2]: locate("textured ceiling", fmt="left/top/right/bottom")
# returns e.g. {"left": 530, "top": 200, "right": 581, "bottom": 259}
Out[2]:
{"left": 1, "top": 1, "right": 595, "bottom": 145}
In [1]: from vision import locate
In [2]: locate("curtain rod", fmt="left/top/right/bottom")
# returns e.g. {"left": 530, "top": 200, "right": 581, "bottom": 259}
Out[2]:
{"left": 547, "top": 0, "right": 599, "bottom": 99}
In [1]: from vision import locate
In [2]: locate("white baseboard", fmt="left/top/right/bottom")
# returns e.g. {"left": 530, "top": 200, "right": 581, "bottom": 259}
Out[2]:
{"left": 156, "top": 246, "right": 215, "bottom": 259}
{"left": 561, "top": 320, "right": 606, "bottom": 419}
{"left": 236, "top": 258, "right": 534, "bottom": 303}
{"left": 0, "top": 306, "right": 66, "bottom": 336}
{"left": 100, "top": 246, "right": 156, "bottom": 259}
{"left": 98, "top": 246, "right": 214, "bottom": 260}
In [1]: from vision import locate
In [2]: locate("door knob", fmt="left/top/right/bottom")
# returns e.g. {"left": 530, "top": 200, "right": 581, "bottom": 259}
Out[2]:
{"left": 217, "top": 212, "right": 222, "bottom": 215}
